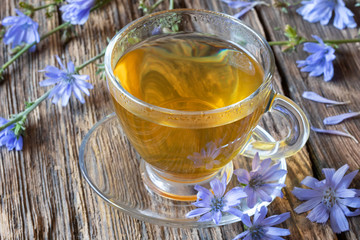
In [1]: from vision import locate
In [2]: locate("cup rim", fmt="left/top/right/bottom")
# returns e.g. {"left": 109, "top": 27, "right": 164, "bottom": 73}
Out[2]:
{"left": 104, "top": 8, "right": 275, "bottom": 116}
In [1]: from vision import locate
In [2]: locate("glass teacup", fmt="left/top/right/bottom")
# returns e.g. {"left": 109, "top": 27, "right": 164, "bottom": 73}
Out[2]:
{"left": 104, "top": 9, "right": 309, "bottom": 200}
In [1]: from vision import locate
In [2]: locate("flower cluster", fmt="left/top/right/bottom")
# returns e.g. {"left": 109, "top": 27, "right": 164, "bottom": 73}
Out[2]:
{"left": 186, "top": 154, "right": 360, "bottom": 236}
{"left": 186, "top": 154, "right": 290, "bottom": 238}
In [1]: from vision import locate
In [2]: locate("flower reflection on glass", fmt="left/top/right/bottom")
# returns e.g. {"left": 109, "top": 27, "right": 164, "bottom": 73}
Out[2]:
{"left": 0, "top": 118, "right": 23, "bottom": 151}
{"left": 234, "top": 153, "right": 287, "bottom": 208}
{"left": 233, "top": 206, "right": 290, "bottom": 240}
{"left": 186, "top": 174, "right": 246, "bottom": 224}
{"left": 187, "top": 141, "right": 222, "bottom": 169}
{"left": 60, "top": 0, "right": 96, "bottom": 25}
{"left": 292, "top": 164, "right": 360, "bottom": 233}
{"left": 1, "top": 9, "right": 40, "bottom": 52}
{"left": 296, "top": 0, "right": 356, "bottom": 30}
{"left": 297, "top": 35, "right": 336, "bottom": 82}
{"left": 39, "top": 56, "right": 93, "bottom": 106}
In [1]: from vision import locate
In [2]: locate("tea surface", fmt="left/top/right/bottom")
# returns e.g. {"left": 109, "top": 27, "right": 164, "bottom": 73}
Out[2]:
{"left": 110, "top": 34, "right": 268, "bottom": 180}
{"left": 113, "top": 33, "right": 264, "bottom": 111}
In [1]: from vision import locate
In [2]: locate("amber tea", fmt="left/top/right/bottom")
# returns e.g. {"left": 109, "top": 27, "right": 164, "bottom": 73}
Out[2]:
{"left": 109, "top": 33, "right": 270, "bottom": 180}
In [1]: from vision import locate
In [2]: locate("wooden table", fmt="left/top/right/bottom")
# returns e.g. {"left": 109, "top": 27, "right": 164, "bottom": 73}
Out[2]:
{"left": 1, "top": 0, "right": 359, "bottom": 239}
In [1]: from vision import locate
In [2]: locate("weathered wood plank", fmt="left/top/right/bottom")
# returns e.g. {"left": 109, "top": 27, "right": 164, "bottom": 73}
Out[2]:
{"left": 1, "top": 0, "right": 358, "bottom": 239}
{"left": 256, "top": 0, "right": 360, "bottom": 239}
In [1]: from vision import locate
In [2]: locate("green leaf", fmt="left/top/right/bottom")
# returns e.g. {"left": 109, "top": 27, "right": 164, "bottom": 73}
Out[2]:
{"left": 0, "top": 26, "right": 5, "bottom": 41}
{"left": 281, "top": 7, "right": 288, "bottom": 14}
{"left": 25, "top": 101, "right": 35, "bottom": 109}
{"left": 11, "top": 115, "right": 28, "bottom": 137}
{"left": 282, "top": 25, "right": 306, "bottom": 50}
{"left": 96, "top": 63, "right": 106, "bottom": 80}
{"left": 138, "top": 0, "right": 149, "bottom": 14}
{"left": 282, "top": 45, "right": 295, "bottom": 52}
{"left": 61, "top": 26, "right": 77, "bottom": 45}
{"left": 0, "top": 69, "right": 4, "bottom": 82}
{"left": 273, "top": 0, "right": 287, "bottom": 8}
{"left": 284, "top": 25, "right": 297, "bottom": 39}
{"left": 46, "top": 12, "right": 53, "bottom": 18}
{"left": 127, "top": 37, "right": 141, "bottom": 44}
{"left": 19, "top": 2, "right": 34, "bottom": 11}
{"left": 46, "top": 5, "right": 57, "bottom": 18}
{"left": 10, "top": 45, "right": 25, "bottom": 55}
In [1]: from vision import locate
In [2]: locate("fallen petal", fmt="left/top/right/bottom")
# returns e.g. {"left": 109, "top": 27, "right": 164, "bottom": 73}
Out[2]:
{"left": 311, "top": 127, "right": 358, "bottom": 143}
{"left": 302, "top": 91, "right": 350, "bottom": 106}
{"left": 323, "top": 112, "right": 360, "bottom": 125}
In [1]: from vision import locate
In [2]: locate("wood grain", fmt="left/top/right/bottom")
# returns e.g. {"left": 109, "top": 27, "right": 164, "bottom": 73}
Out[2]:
{"left": 255, "top": 0, "right": 360, "bottom": 238}
{"left": 0, "top": 0, "right": 359, "bottom": 239}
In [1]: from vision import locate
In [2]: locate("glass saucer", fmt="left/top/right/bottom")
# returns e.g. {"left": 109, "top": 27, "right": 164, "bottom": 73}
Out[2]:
{"left": 79, "top": 113, "right": 287, "bottom": 228}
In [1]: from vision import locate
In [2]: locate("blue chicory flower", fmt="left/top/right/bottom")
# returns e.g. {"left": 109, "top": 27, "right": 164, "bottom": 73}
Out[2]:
{"left": 60, "top": 0, "right": 96, "bottom": 25}
{"left": 186, "top": 174, "right": 247, "bottom": 224}
{"left": 292, "top": 164, "right": 360, "bottom": 233}
{"left": 233, "top": 206, "right": 290, "bottom": 240}
{"left": 234, "top": 153, "right": 287, "bottom": 208}
{"left": 297, "top": 35, "right": 336, "bottom": 82}
{"left": 296, "top": 0, "right": 356, "bottom": 29}
{"left": 222, "top": 0, "right": 266, "bottom": 19}
{"left": 1, "top": 9, "right": 40, "bottom": 52}
{"left": 0, "top": 118, "right": 23, "bottom": 151}
{"left": 39, "top": 56, "right": 93, "bottom": 106}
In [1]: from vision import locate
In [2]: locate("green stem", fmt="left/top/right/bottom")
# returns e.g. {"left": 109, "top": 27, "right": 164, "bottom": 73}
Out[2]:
{"left": 75, "top": 48, "right": 106, "bottom": 72}
{"left": 0, "top": 90, "right": 51, "bottom": 132}
{"left": 91, "top": 0, "right": 112, "bottom": 12}
{"left": 269, "top": 38, "right": 360, "bottom": 46}
{"left": 33, "top": 3, "right": 57, "bottom": 11}
{"left": 149, "top": 0, "right": 164, "bottom": 13}
{"left": 41, "top": 22, "right": 71, "bottom": 41}
{"left": 0, "top": 49, "right": 106, "bottom": 132}
{"left": 169, "top": 0, "right": 174, "bottom": 10}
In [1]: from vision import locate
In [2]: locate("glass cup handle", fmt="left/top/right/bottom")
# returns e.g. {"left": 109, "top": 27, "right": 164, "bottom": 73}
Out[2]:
{"left": 242, "top": 94, "right": 310, "bottom": 160}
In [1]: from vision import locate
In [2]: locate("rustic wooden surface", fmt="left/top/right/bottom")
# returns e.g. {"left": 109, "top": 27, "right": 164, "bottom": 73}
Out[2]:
{"left": 0, "top": 0, "right": 359, "bottom": 239}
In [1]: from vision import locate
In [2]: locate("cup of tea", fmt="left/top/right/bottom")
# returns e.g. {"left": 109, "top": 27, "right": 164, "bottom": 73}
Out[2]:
{"left": 104, "top": 9, "right": 309, "bottom": 201}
